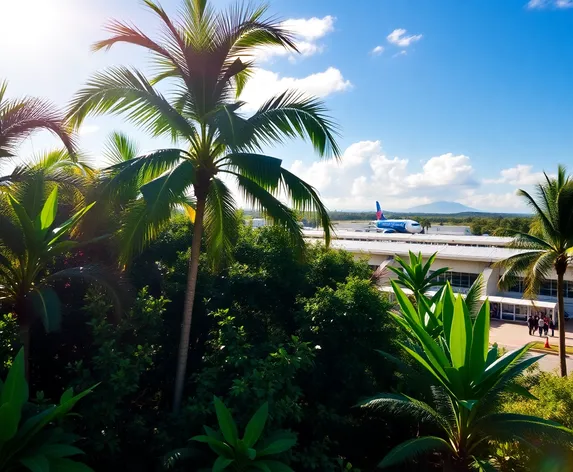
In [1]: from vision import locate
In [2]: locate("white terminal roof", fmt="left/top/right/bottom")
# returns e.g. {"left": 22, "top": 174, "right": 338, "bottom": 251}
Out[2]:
{"left": 304, "top": 230, "right": 513, "bottom": 247}
{"left": 303, "top": 230, "right": 525, "bottom": 264}
{"left": 324, "top": 239, "right": 524, "bottom": 264}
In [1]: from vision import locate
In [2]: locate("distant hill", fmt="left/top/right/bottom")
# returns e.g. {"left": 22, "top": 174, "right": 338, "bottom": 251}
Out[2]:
{"left": 406, "top": 201, "right": 480, "bottom": 214}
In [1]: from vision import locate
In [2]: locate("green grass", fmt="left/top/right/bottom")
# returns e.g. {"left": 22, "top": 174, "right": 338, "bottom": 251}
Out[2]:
{"left": 532, "top": 341, "right": 573, "bottom": 355}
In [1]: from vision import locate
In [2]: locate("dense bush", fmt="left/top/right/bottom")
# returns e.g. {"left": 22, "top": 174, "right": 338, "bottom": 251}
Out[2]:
{"left": 0, "top": 221, "right": 404, "bottom": 471}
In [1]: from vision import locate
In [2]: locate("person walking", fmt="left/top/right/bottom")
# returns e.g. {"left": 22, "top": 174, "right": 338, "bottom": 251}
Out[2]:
{"left": 534, "top": 316, "right": 539, "bottom": 336}
{"left": 538, "top": 317, "right": 545, "bottom": 337}
{"left": 549, "top": 319, "right": 555, "bottom": 337}
{"left": 544, "top": 317, "right": 549, "bottom": 336}
{"left": 527, "top": 315, "right": 534, "bottom": 335}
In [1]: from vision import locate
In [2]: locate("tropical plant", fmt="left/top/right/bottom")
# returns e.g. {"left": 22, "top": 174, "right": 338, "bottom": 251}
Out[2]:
{"left": 0, "top": 79, "right": 75, "bottom": 160}
{"left": 419, "top": 218, "right": 432, "bottom": 233}
{"left": 167, "top": 397, "right": 296, "bottom": 471}
{"left": 66, "top": 0, "right": 340, "bottom": 411}
{"left": 0, "top": 348, "right": 94, "bottom": 471}
{"left": 362, "top": 282, "right": 573, "bottom": 470}
{"left": 0, "top": 186, "right": 120, "bottom": 375}
{"left": 389, "top": 251, "right": 485, "bottom": 318}
{"left": 388, "top": 252, "right": 447, "bottom": 303}
{"left": 496, "top": 165, "right": 573, "bottom": 377}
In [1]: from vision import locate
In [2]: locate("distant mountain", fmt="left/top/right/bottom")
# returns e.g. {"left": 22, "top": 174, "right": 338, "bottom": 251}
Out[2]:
{"left": 406, "top": 201, "right": 481, "bottom": 214}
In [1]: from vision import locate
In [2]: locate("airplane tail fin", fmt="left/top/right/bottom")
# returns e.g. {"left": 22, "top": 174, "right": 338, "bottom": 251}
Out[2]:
{"left": 376, "top": 201, "right": 385, "bottom": 220}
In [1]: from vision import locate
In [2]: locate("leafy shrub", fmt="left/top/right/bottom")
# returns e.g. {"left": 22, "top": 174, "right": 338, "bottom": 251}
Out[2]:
{"left": 172, "top": 398, "right": 297, "bottom": 471}
{"left": 66, "top": 288, "right": 170, "bottom": 469}
{"left": 0, "top": 349, "right": 94, "bottom": 471}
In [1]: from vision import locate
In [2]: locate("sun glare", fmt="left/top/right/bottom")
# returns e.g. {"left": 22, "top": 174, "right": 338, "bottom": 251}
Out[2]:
{"left": 0, "top": 0, "right": 75, "bottom": 49}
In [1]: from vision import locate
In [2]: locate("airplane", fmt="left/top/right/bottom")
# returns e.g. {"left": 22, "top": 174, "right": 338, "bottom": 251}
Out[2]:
{"left": 367, "top": 201, "right": 423, "bottom": 234}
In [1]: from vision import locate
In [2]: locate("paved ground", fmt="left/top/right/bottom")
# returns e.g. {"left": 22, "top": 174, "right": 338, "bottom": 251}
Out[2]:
{"left": 490, "top": 320, "right": 573, "bottom": 373}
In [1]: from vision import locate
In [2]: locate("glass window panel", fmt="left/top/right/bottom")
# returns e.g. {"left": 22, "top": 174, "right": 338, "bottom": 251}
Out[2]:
{"left": 540, "top": 281, "right": 552, "bottom": 296}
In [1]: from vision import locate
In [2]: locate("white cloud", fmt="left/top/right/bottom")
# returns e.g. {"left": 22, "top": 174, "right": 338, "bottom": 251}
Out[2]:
{"left": 288, "top": 141, "right": 478, "bottom": 211}
{"left": 240, "top": 67, "right": 352, "bottom": 112}
{"left": 459, "top": 190, "right": 525, "bottom": 211}
{"left": 406, "top": 153, "right": 476, "bottom": 187}
{"left": 392, "top": 50, "right": 408, "bottom": 58}
{"left": 79, "top": 125, "right": 100, "bottom": 136}
{"left": 371, "top": 45, "right": 384, "bottom": 55}
{"left": 527, "top": 0, "right": 573, "bottom": 8}
{"left": 483, "top": 165, "right": 548, "bottom": 186}
{"left": 253, "top": 15, "right": 335, "bottom": 62}
{"left": 387, "top": 28, "right": 423, "bottom": 47}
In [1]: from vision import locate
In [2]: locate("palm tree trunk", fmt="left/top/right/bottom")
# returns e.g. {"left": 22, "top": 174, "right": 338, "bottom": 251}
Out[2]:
{"left": 173, "top": 197, "right": 206, "bottom": 412}
{"left": 557, "top": 270, "right": 567, "bottom": 377}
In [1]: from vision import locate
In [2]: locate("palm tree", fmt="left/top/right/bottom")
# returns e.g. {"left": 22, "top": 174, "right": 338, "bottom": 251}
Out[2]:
{"left": 497, "top": 165, "right": 573, "bottom": 377}
{"left": 0, "top": 186, "right": 121, "bottom": 377}
{"left": 419, "top": 217, "right": 432, "bottom": 233}
{"left": 66, "top": 0, "right": 339, "bottom": 411}
{"left": 363, "top": 283, "right": 573, "bottom": 470}
{"left": 0, "top": 80, "right": 75, "bottom": 159}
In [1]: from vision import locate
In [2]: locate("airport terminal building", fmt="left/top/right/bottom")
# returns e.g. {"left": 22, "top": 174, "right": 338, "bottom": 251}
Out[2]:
{"left": 304, "top": 230, "right": 572, "bottom": 323}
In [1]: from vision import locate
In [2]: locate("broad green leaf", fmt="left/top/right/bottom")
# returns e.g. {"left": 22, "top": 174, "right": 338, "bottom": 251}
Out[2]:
{"left": 449, "top": 296, "right": 472, "bottom": 371}
{"left": 441, "top": 284, "right": 456, "bottom": 342}
{"left": 60, "top": 388, "right": 74, "bottom": 405}
{"left": 213, "top": 396, "right": 239, "bottom": 446}
{"left": 256, "top": 460, "right": 295, "bottom": 472}
{"left": 20, "top": 454, "right": 50, "bottom": 472}
{"left": 213, "top": 456, "right": 233, "bottom": 471}
{"left": 192, "top": 435, "right": 234, "bottom": 458}
{"left": 243, "top": 402, "right": 268, "bottom": 447}
{"left": 1, "top": 349, "right": 28, "bottom": 408}
{"left": 400, "top": 344, "right": 455, "bottom": 397}
{"left": 39, "top": 443, "right": 85, "bottom": 458}
{"left": 44, "top": 458, "right": 94, "bottom": 471}
{"left": 0, "top": 402, "right": 20, "bottom": 441}
{"left": 258, "top": 431, "right": 297, "bottom": 456}
{"left": 378, "top": 436, "right": 453, "bottom": 469}
{"left": 469, "top": 300, "right": 490, "bottom": 381}
{"left": 27, "top": 287, "right": 62, "bottom": 333}
{"left": 40, "top": 187, "right": 58, "bottom": 231}
{"left": 48, "top": 202, "right": 95, "bottom": 245}
{"left": 8, "top": 194, "right": 38, "bottom": 253}
{"left": 505, "top": 382, "right": 538, "bottom": 400}
{"left": 391, "top": 287, "right": 451, "bottom": 375}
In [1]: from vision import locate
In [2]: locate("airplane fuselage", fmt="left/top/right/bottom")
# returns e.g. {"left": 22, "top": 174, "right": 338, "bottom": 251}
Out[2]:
{"left": 369, "top": 219, "right": 423, "bottom": 234}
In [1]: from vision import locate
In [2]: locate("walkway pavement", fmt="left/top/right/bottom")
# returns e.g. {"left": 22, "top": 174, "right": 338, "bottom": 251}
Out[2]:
{"left": 489, "top": 319, "right": 573, "bottom": 373}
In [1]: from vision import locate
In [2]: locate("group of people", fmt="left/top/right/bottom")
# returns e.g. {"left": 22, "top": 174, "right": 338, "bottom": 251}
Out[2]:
{"left": 527, "top": 314, "right": 555, "bottom": 337}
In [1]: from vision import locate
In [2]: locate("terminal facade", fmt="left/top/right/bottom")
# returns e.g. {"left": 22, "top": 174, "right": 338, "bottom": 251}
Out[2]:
{"left": 304, "top": 230, "right": 570, "bottom": 323}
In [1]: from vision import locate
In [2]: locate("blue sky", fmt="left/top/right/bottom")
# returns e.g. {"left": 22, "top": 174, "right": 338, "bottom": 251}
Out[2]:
{"left": 1, "top": 0, "right": 571, "bottom": 211}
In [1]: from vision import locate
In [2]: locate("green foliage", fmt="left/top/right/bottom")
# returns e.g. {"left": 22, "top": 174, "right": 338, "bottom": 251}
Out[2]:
{"left": 387, "top": 251, "right": 447, "bottom": 301}
{"left": 65, "top": 288, "right": 168, "bottom": 466}
{"left": 362, "top": 283, "right": 573, "bottom": 470}
{"left": 0, "top": 349, "right": 94, "bottom": 471}
{"left": 187, "top": 398, "right": 296, "bottom": 471}
{"left": 0, "top": 313, "right": 17, "bottom": 374}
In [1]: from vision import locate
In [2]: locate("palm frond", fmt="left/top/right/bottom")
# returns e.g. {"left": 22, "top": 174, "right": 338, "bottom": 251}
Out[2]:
{"left": 246, "top": 91, "right": 341, "bottom": 158}
{"left": 204, "top": 177, "right": 239, "bottom": 267}
{"left": 67, "top": 67, "right": 198, "bottom": 144}
{"left": 102, "top": 131, "right": 140, "bottom": 166}
{"left": 280, "top": 168, "right": 332, "bottom": 244}
{"left": 234, "top": 173, "right": 303, "bottom": 251}
{"left": 465, "top": 274, "right": 484, "bottom": 318}
{"left": 378, "top": 436, "right": 453, "bottom": 469}
{"left": 0, "top": 84, "right": 76, "bottom": 158}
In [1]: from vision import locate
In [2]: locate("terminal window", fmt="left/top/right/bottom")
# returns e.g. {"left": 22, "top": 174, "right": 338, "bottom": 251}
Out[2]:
{"left": 508, "top": 277, "right": 573, "bottom": 299}
{"left": 433, "top": 271, "right": 479, "bottom": 289}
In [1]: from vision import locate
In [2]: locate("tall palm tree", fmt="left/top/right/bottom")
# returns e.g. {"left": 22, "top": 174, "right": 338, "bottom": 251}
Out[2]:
{"left": 67, "top": 0, "right": 339, "bottom": 411}
{"left": 497, "top": 165, "right": 573, "bottom": 377}
{"left": 0, "top": 80, "right": 75, "bottom": 159}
